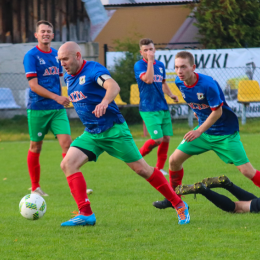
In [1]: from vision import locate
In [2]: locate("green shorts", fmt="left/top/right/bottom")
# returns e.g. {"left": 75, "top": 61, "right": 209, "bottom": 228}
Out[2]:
{"left": 140, "top": 110, "right": 173, "bottom": 139}
{"left": 27, "top": 109, "right": 71, "bottom": 142}
{"left": 177, "top": 126, "right": 249, "bottom": 166}
{"left": 71, "top": 122, "right": 142, "bottom": 163}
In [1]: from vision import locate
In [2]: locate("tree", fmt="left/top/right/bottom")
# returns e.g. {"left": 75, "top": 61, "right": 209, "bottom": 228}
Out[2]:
{"left": 109, "top": 35, "right": 144, "bottom": 123}
{"left": 110, "top": 35, "right": 141, "bottom": 103}
{"left": 190, "top": 0, "right": 260, "bottom": 49}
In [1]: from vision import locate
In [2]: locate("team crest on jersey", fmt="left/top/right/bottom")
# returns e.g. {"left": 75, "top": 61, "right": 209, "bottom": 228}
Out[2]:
{"left": 159, "top": 67, "right": 163, "bottom": 73}
{"left": 37, "top": 56, "right": 46, "bottom": 65}
{"left": 197, "top": 93, "right": 204, "bottom": 100}
{"left": 55, "top": 56, "right": 59, "bottom": 63}
{"left": 79, "top": 76, "right": 86, "bottom": 85}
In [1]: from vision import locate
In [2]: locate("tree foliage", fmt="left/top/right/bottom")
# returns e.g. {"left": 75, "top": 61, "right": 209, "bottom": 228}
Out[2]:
{"left": 110, "top": 35, "right": 142, "bottom": 103}
{"left": 190, "top": 0, "right": 260, "bottom": 49}
{"left": 110, "top": 35, "right": 143, "bottom": 123}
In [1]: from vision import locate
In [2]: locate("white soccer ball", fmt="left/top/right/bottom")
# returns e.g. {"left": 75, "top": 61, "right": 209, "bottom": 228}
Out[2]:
{"left": 19, "top": 194, "right": 47, "bottom": 220}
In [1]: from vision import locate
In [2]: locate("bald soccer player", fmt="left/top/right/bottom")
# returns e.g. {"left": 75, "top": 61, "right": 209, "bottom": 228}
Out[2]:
{"left": 57, "top": 41, "right": 190, "bottom": 227}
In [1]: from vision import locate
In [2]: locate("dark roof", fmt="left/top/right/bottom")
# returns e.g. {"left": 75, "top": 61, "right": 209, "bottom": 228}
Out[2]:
{"left": 104, "top": 1, "right": 199, "bottom": 7}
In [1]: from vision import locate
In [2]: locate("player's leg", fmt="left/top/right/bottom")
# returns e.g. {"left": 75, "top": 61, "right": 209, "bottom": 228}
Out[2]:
{"left": 234, "top": 201, "right": 251, "bottom": 213}
{"left": 127, "top": 158, "right": 190, "bottom": 225}
{"left": 212, "top": 131, "right": 260, "bottom": 188}
{"left": 236, "top": 162, "right": 260, "bottom": 188}
{"left": 102, "top": 122, "right": 190, "bottom": 224}
{"left": 27, "top": 109, "right": 51, "bottom": 196}
{"left": 139, "top": 111, "right": 163, "bottom": 157}
{"left": 201, "top": 175, "right": 258, "bottom": 201}
{"left": 49, "top": 109, "right": 72, "bottom": 158}
{"left": 177, "top": 182, "right": 236, "bottom": 213}
{"left": 60, "top": 131, "right": 104, "bottom": 226}
{"left": 153, "top": 131, "right": 209, "bottom": 209}
{"left": 60, "top": 142, "right": 99, "bottom": 226}
{"left": 155, "top": 110, "right": 173, "bottom": 174}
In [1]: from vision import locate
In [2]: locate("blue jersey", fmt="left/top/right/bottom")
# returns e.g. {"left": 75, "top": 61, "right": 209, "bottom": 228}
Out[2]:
{"left": 134, "top": 59, "right": 168, "bottom": 112}
{"left": 64, "top": 61, "right": 125, "bottom": 134}
{"left": 23, "top": 46, "right": 64, "bottom": 110}
{"left": 175, "top": 73, "right": 239, "bottom": 135}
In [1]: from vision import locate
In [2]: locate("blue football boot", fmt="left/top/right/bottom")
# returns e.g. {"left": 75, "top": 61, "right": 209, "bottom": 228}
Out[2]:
{"left": 61, "top": 213, "right": 96, "bottom": 226}
{"left": 176, "top": 201, "right": 190, "bottom": 225}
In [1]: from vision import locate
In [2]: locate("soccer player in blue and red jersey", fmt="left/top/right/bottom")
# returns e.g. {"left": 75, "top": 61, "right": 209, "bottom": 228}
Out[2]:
{"left": 57, "top": 41, "right": 190, "bottom": 226}
{"left": 154, "top": 51, "right": 260, "bottom": 209}
{"left": 134, "top": 38, "right": 178, "bottom": 176}
{"left": 23, "top": 20, "right": 72, "bottom": 196}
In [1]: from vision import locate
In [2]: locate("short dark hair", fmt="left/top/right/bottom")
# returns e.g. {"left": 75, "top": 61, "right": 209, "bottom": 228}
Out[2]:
{"left": 36, "top": 20, "right": 53, "bottom": 32}
{"left": 139, "top": 38, "right": 154, "bottom": 48}
{"left": 175, "top": 51, "right": 195, "bottom": 66}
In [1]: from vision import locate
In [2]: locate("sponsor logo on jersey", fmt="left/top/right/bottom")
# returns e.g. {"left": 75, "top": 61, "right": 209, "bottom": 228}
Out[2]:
{"left": 188, "top": 103, "right": 209, "bottom": 110}
{"left": 69, "top": 91, "right": 87, "bottom": 102}
{"left": 153, "top": 74, "right": 163, "bottom": 82}
{"left": 79, "top": 76, "right": 86, "bottom": 85}
{"left": 159, "top": 67, "right": 163, "bottom": 73}
{"left": 37, "top": 56, "right": 46, "bottom": 65}
{"left": 197, "top": 93, "right": 205, "bottom": 100}
{"left": 43, "top": 66, "right": 59, "bottom": 76}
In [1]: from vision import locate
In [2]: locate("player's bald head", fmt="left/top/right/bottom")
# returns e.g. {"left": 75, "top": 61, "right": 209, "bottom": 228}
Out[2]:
{"left": 58, "top": 41, "right": 82, "bottom": 56}
{"left": 58, "top": 41, "right": 83, "bottom": 75}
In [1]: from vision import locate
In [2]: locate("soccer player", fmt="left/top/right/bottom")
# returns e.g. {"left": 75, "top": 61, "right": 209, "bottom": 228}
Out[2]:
{"left": 175, "top": 175, "right": 260, "bottom": 214}
{"left": 57, "top": 41, "right": 190, "bottom": 226}
{"left": 153, "top": 51, "right": 260, "bottom": 209}
{"left": 134, "top": 38, "right": 178, "bottom": 176}
{"left": 23, "top": 20, "right": 72, "bottom": 196}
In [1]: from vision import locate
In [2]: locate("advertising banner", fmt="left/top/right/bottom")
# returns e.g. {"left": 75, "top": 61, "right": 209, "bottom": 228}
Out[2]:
{"left": 107, "top": 48, "right": 260, "bottom": 118}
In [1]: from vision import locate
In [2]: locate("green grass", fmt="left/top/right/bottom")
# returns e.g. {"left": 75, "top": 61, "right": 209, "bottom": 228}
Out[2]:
{"left": 1, "top": 132, "right": 260, "bottom": 259}
{"left": 1, "top": 116, "right": 260, "bottom": 142}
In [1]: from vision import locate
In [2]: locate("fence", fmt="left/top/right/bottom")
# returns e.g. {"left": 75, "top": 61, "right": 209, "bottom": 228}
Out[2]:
{"left": 1, "top": 68, "right": 260, "bottom": 123}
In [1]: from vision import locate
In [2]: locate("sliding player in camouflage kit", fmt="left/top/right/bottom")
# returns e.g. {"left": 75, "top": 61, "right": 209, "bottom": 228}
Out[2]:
{"left": 176, "top": 175, "right": 260, "bottom": 214}
{"left": 57, "top": 41, "right": 190, "bottom": 226}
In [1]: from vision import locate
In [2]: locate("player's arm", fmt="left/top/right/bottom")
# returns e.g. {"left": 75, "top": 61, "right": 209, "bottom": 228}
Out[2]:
{"left": 28, "top": 78, "right": 70, "bottom": 106}
{"left": 92, "top": 76, "right": 120, "bottom": 118}
{"left": 162, "top": 81, "right": 178, "bottom": 102}
{"left": 140, "top": 51, "right": 155, "bottom": 84}
{"left": 184, "top": 106, "right": 222, "bottom": 142}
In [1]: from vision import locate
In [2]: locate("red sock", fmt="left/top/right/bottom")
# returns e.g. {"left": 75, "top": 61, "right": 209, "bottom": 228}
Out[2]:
{"left": 156, "top": 142, "right": 169, "bottom": 170}
{"left": 169, "top": 168, "right": 184, "bottom": 189}
{"left": 251, "top": 170, "right": 260, "bottom": 188}
{"left": 62, "top": 153, "right": 66, "bottom": 158}
{"left": 139, "top": 139, "right": 158, "bottom": 157}
{"left": 67, "top": 172, "right": 93, "bottom": 216}
{"left": 27, "top": 150, "right": 40, "bottom": 191}
{"left": 146, "top": 168, "right": 182, "bottom": 207}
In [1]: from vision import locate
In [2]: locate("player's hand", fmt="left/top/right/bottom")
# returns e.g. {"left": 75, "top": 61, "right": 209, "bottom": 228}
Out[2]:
{"left": 55, "top": 96, "right": 71, "bottom": 106}
{"left": 171, "top": 95, "right": 179, "bottom": 102}
{"left": 194, "top": 112, "right": 198, "bottom": 120}
{"left": 147, "top": 50, "right": 155, "bottom": 62}
{"left": 92, "top": 100, "right": 109, "bottom": 118}
{"left": 183, "top": 129, "right": 202, "bottom": 142}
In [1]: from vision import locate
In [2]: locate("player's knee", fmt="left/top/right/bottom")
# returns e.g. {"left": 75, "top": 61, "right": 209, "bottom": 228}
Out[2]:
{"left": 169, "top": 154, "right": 179, "bottom": 168}
{"left": 134, "top": 165, "right": 153, "bottom": 178}
{"left": 154, "top": 138, "right": 163, "bottom": 145}
{"left": 162, "top": 136, "right": 170, "bottom": 143}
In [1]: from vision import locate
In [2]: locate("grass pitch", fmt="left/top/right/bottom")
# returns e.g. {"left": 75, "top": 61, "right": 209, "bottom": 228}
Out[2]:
{"left": 1, "top": 132, "right": 260, "bottom": 259}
